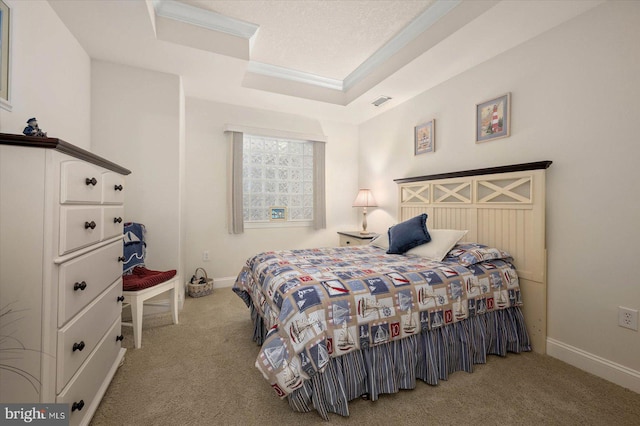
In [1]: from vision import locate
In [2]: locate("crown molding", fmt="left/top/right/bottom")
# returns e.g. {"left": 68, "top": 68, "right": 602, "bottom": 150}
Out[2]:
{"left": 246, "top": 0, "right": 460, "bottom": 94}
{"left": 343, "top": 0, "right": 461, "bottom": 90}
{"left": 155, "top": 0, "right": 460, "bottom": 97}
{"left": 246, "top": 62, "right": 344, "bottom": 91}
{"left": 153, "top": 0, "right": 259, "bottom": 39}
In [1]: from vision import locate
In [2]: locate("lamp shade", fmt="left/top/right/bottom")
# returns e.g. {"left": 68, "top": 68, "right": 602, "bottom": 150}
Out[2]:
{"left": 352, "top": 189, "right": 378, "bottom": 207}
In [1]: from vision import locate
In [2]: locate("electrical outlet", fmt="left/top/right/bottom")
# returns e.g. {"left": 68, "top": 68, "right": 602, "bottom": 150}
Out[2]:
{"left": 202, "top": 250, "right": 210, "bottom": 262}
{"left": 618, "top": 307, "right": 639, "bottom": 331}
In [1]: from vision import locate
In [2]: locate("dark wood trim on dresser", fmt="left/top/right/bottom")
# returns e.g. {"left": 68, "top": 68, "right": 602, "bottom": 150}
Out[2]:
{"left": 0, "top": 133, "right": 131, "bottom": 175}
{"left": 393, "top": 161, "right": 552, "bottom": 184}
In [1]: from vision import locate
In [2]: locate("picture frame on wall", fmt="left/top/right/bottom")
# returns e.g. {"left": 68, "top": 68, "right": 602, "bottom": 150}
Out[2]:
{"left": 269, "top": 206, "right": 287, "bottom": 221}
{"left": 414, "top": 119, "right": 435, "bottom": 155}
{"left": 476, "top": 93, "right": 511, "bottom": 143}
{"left": 0, "top": 0, "right": 10, "bottom": 109}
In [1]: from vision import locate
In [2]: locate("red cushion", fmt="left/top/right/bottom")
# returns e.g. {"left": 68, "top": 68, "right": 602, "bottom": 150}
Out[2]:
{"left": 123, "top": 267, "right": 177, "bottom": 291}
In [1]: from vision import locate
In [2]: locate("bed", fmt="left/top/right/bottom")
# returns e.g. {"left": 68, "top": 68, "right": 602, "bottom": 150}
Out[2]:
{"left": 233, "top": 161, "right": 551, "bottom": 419}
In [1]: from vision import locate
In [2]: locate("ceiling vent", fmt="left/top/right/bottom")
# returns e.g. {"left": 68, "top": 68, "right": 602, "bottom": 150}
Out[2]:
{"left": 372, "top": 96, "right": 392, "bottom": 107}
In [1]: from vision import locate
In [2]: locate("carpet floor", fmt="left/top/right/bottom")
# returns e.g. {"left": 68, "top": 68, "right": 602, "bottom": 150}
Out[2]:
{"left": 91, "top": 288, "right": 640, "bottom": 425}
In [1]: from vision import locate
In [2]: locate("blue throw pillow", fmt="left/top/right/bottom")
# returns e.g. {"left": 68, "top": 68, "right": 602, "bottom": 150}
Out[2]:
{"left": 387, "top": 213, "right": 431, "bottom": 254}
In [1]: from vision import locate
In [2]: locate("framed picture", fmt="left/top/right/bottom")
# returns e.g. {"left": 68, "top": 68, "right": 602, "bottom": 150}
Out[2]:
{"left": 269, "top": 206, "right": 287, "bottom": 221}
{"left": 0, "top": 0, "right": 9, "bottom": 108}
{"left": 476, "top": 93, "right": 511, "bottom": 143}
{"left": 414, "top": 119, "right": 435, "bottom": 155}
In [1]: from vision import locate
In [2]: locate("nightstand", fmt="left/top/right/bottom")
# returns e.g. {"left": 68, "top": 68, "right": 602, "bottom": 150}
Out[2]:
{"left": 338, "top": 231, "right": 378, "bottom": 247}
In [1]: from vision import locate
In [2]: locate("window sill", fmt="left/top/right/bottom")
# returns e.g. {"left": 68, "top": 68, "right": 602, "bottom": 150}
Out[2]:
{"left": 245, "top": 221, "right": 312, "bottom": 229}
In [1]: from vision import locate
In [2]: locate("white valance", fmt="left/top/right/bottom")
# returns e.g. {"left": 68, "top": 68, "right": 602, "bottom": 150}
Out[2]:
{"left": 223, "top": 124, "right": 327, "bottom": 143}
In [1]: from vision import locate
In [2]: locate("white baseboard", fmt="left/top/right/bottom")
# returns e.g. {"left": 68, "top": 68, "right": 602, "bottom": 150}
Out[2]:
{"left": 547, "top": 337, "right": 640, "bottom": 394}
{"left": 213, "top": 276, "right": 236, "bottom": 288}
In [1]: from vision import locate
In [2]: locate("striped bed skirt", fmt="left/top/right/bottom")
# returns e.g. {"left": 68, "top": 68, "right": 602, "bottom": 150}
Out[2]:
{"left": 246, "top": 302, "right": 531, "bottom": 420}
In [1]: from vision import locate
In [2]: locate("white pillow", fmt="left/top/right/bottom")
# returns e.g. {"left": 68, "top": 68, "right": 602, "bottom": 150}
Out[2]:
{"left": 369, "top": 232, "right": 389, "bottom": 249}
{"left": 406, "top": 229, "right": 468, "bottom": 261}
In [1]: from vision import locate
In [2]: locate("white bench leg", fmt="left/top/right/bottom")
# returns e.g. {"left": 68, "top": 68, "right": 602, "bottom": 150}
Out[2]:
{"left": 131, "top": 297, "right": 143, "bottom": 349}
{"left": 171, "top": 284, "right": 179, "bottom": 325}
{"left": 124, "top": 278, "right": 179, "bottom": 348}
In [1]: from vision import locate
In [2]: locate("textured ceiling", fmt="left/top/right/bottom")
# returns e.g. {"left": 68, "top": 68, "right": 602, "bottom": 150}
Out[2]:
{"left": 182, "top": 0, "right": 432, "bottom": 80}
{"left": 48, "top": 0, "right": 604, "bottom": 124}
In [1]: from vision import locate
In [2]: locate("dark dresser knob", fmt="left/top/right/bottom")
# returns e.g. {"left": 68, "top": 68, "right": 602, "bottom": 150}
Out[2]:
{"left": 71, "top": 400, "right": 85, "bottom": 412}
{"left": 118, "top": 256, "right": 125, "bottom": 262}
{"left": 114, "top": 184, "right": 123, "bottom": 191}
{"left": 114, "top": 217, "right": 123, "bottom": 223}
{"left": 117, "top": 295, "right": 125, "bottom": 302}
{"left": 73, "top": 281, "right": 87, "bottom": 291}
{"left": 84, "top": 221, "right": 96, "bottom": 230}
{"left": 85, "top": 177, "right": 97, "bottom": 186}
{"left": 72, "top": 341, "right": 85, "bottom": 352}
{"left": 116, "top": 335, "right": 124, "bottom": 342}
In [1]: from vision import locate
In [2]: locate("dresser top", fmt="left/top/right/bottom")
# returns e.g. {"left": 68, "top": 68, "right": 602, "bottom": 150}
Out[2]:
{"left": 0, "top": 133, "right": 131, "bottom": 175}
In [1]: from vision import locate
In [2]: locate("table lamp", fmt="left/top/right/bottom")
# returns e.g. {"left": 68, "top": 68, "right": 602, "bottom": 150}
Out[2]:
{"left": 352, "top": 189, "right": 377, "bottom": 234}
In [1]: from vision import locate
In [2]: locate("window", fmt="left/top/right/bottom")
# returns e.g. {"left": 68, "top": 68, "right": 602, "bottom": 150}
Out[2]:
{"left": 242, "top": 134, "right": 314, "bottom": 224}
{"left": 227, "top": 129, "right": 325, "bottom": 233}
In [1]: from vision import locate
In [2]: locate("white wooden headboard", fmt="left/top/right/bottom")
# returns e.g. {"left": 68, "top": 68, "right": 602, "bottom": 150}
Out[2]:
{"left": 395, "top": 161, "right": 551, "bottom": 353}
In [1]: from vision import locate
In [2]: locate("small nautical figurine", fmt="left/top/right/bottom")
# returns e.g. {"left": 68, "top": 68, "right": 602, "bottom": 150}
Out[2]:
{"left": 23, "top": 117, "right": 48, "bottom": 137}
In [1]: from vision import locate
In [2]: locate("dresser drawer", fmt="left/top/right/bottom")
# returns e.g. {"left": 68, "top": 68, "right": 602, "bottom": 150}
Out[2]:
{"left": 57, "top": 317, "right": 123, "bottom": 426}
{"left": 102, "top": 206, "right": 125, "bottom": 240}
{"left": 59, "top": 206, "right": 102, "bottom": 255}
{"left": 60, "top": 161, "right": 103, "bottom": 204}
{"left": 58, "top": 241, "right": 123, "bottom": 327}
{"left": 56, "top": 280, "right": 122, "bottom": 393}
{"left": 102, "top": 171, "right": 125, "bottom": 204}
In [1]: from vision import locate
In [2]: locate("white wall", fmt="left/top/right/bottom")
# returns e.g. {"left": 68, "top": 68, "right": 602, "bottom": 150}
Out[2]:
{"left": 0, "top": 0, "right": 90, "bottom": 147}
{"left": 91, "top": 61, "right": 183, "bottom": 283}
{"left": 184, "top": 97, "right": 359, "bottom": 282}
{"left": 359, "top": 1, "right": 640, "bottom": 390}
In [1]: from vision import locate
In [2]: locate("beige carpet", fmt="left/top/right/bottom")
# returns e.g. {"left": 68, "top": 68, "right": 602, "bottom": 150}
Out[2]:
{"left": 91, "top": 288, "right": 640, "bottom": 425}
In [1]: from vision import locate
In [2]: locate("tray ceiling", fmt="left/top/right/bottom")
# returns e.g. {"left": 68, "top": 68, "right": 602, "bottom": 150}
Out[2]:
{"left": 49, "top": 0, "right": 603, "bottom": 124}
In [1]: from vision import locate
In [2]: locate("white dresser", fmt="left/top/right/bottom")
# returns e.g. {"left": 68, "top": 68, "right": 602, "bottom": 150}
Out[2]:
{"left": 0, "top": 134, "right": 130, "bottom": 426}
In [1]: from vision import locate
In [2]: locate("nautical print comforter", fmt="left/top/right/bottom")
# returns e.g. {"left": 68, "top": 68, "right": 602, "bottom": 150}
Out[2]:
{"left": 233, "top": 243, "right": 522, "bottom": 398}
